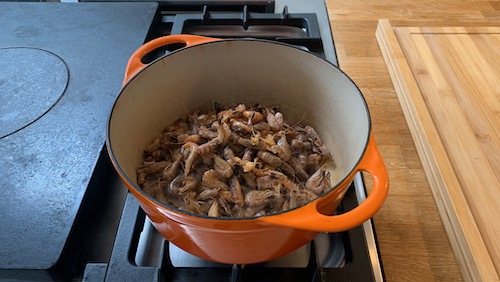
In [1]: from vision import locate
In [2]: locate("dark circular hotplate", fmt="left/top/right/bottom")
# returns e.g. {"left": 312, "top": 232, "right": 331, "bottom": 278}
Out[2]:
{"left": 0, "top": 47, "right": 69, "bottom": 138}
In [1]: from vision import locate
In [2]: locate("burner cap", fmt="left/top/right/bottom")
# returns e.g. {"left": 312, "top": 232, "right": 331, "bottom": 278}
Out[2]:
{"left": 0, "top": 47, "right": 69, "bottom": 138}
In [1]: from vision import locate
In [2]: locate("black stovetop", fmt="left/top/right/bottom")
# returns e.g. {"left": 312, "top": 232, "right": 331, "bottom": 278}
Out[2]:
{"left": 0, "top": 2, "right": 157, "bottom": 277}
{"left": 0, "top": 1, "right": 383, "bottom": 281}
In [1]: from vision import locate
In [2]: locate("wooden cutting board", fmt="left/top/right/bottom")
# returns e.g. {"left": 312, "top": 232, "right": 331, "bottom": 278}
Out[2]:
{"left": 376, "top": 19, "right": 500, "bottom": 281}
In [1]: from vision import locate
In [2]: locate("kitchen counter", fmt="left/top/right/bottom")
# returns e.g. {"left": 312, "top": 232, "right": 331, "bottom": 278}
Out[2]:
{"left": 325, "top": 0, "right": 500, "bottom": 280}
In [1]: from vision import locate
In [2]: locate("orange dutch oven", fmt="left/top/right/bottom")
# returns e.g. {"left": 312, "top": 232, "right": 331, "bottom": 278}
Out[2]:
{"left": 106, "top": 35, "right": 389, "bottom": 264}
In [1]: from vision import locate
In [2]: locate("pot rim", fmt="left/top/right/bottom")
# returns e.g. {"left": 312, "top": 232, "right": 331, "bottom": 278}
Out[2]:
{"left": 106, "top": 38, "right": 372, "bottom": 221}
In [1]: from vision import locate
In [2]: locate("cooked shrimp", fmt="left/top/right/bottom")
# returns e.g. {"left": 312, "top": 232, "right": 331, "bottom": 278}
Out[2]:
{"left": 256, "top": 151, "right": 281, "bottom": 167}
{"left": 219, "top": 103, "right": 246, "bottom": 123}
{"left": 236, "top": 136, "right": 267, "bottom": 150}
{"left": 181, "top": 142, "right": 199, "bottom": 176}
{"left": 242, "top": 204, "right": 266, "bottom": 217}
{"left": 290, "top": 134, "right": 306, "bottom": 151}
{"left": 257, "top": 151, "right": 295, "bottom": 176}
{"left": 267, "top": 111, "right": 284, "bottom": 131}
{"left": 198, "top": 126, "right": 218, "bottom": 139}
{"left": 148, "top": 149, "right": 167, "bottom": 161}
{"left": 307, "top": 153, "right": 323, "bottom": 171}
{"left": 137, "top": 161, "right": 171, "bottom": 174}
{"left": 167, "top": 173, "right": 183, "bottom": 195}
{"left": 268, "top": 170, "right": 300, "bottom": 193}
{"left": 137, "top": 171, "right": 153, "bottom": 186}
{"left": 287, "top": 157, "right": 308, "bottom": 181}
{"left": 201, "top": 169, "right": 229, "bottom": 190}
{"left": 242, "top": 148, "right": 254, "bottom": 161}
{"left": 229, "top": 176, "right": 245, "bottom": 207}
{"left": 252, "top": 122, "right": 270, "bottom": 131}
{"left": 243, "top": 110, "right": 264, "bottom": 124}
{"left": 196, "top": 188, "right": 219, "bottom": 200}
{"left": 212, "top": 154, "right": 233, "bottom": 178}
{"left": 162, "top": 155, "right": 182, "bottom": 181}
{"left": 184, "top": 134, "right": 204, "bottom": 144}
{"left": 144, "top": 137, "right": 162, "bottom": 153}
{"left": 240, "top": 171, "right": 257, "bottom": 188}
{"left": 270, "top": 135, "right": 291, "bottom": 161}
{"left": 256, "top": 175, "right": 279, "bottom": 190}
{"left": 138, "top": 103, "right": 335, "bottom": 218}
{"left": 305, "top": 125, "right": 330, "bottom": 156}
{"left": 208, "top": 200, "right": 220, "bottom": 217}
{"left": 141, "top": 179, "right": 162, "bottom": 198}
{"left": 178, "top": 176, "right": 198, "bottom": 194}
{"left": 222, "top": 146, "right": 236, "bottom": 166}
{"left": 305, "top": 164, "right": 331, "bottom": 195}
{"left": 245, "top": 190, "right": 274, "bottom": 207}
{"left": 231, "top": 120, "right": 252, "bottom": 134}
{"left": 178, "top": 191, "right": 202, "bottom": 214}
{"left": 217, "top": 194, "right": 233, "bottom": 216}
{"left": 221, "top": 122, "right": 231, "bottom": 144}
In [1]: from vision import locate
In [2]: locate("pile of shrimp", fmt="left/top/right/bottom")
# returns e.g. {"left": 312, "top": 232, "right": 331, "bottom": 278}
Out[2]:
{"left": 136, "top": 103, "right": 334, "bottom": 218}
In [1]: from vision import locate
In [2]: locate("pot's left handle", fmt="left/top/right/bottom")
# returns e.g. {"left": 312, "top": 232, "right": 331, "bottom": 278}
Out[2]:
{"left": 123, "top": 35, "right": 219, "bottom": 85}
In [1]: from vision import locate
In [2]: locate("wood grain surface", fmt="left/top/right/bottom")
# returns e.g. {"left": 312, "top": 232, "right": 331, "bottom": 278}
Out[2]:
{"left": 325, "top": 0, "right": 500, "bottom": 281}
{"left": 376, "top": 20, "right": 500, "bottom": 281}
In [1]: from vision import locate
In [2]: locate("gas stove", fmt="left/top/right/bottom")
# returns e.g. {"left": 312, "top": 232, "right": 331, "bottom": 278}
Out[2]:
{"left": 0, "top": 1, "right": 383, "bottom": 281}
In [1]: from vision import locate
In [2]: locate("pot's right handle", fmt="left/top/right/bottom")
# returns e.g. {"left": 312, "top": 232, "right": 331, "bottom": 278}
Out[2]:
{"left": 259, "top": 133, "right": 389, "bottom": 232}
{"left": 123, "top": 35, "right": 219, "bottom": 85}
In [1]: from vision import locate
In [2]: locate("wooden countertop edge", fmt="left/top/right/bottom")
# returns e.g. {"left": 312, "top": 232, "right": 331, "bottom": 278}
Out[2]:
{"left": 375, "top": 19, "right": 499, "bottom": 282}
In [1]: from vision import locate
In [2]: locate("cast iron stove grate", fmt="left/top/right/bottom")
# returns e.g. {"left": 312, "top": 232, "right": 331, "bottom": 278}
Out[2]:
{"left": 141, "top": 3, "right": 326, "bottom": 62}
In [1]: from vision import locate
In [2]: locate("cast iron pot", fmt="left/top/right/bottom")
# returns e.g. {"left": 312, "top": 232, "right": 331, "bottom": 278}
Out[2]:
{"left": 106, "top": 35, "right": 389, "bottom": 264}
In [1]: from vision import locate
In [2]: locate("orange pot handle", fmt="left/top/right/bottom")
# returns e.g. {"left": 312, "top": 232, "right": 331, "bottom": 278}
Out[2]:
{"left": 259, "top": 133, "right": 389, "bottom": 232}
{"left": 122, "top": 35, "right": 219, "bottom": 85}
